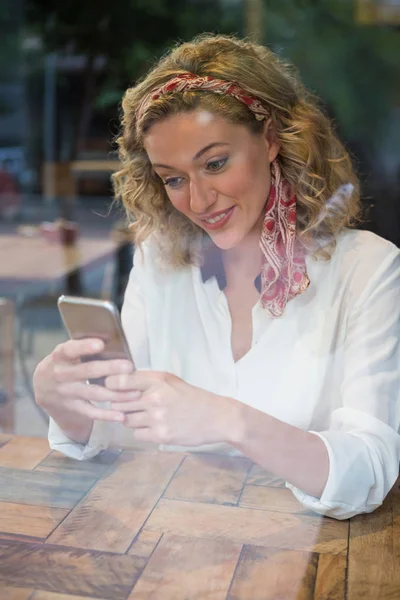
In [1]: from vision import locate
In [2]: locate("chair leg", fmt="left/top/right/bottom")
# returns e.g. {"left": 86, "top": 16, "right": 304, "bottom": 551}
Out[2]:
{"left": 14, "top": 303, "right": 49, "bottom": 425}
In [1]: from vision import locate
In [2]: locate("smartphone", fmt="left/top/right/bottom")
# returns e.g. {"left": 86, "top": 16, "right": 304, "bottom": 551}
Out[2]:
{"left": 57, "top": 295, "right": 134, "bottom": 384}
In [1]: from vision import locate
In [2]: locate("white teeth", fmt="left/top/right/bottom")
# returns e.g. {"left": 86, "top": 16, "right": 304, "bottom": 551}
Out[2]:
{"left": 204, "top": 211, "right": 229, "bottom": 224}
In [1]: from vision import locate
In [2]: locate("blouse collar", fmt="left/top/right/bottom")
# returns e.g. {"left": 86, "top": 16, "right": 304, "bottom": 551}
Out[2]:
{"left": 200, "top": 238, "right": 261, "bottom": 293}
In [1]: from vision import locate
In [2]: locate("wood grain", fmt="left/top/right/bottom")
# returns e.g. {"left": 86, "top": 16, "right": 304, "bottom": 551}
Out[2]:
{"left": 128, "top": 534, "right": 242, "bottom": 600}
{"left": 239, "top": 485, "right": 312, "bottom": 515}
{"left": 146, "top": 499, "right": 348, "bottom": 554}
{"left": 227, "top": 544, "right": 318, "bottom": 600}
{"left": 0, "top": 539, "right": 142, "bottom": 599}
{"left": 0, "top": 440, "right": 398, "bottom": 600}
{"left": 0, "top": 437, "right": 51, "bottom": 469}
{"left": 35, "top": 449, "right": 120, "bottom": 476}
{"left": 47, "top": 451, "right": 184, "bottom": 552}
{"left": 0, "top": 533, "right": 51, "bottom": 544}
{"left": 0, "top": 502, "right": 69, "bottom": 539}
{"left": 314, "top": 553, "right": 347, "bottom": 600}
{"left": 164, "top": 454, "right": 251, "bottom": 505}
{"left": 128, "top": 530, "right": 163, "bottom": 559}
{"left": 31, "top": 593, "right": 109, "bottom": 600}
{"left": 0, "top": 466, "right": 97, "bottom": 509}
{"left": 246, "top": 464, "right": 286, "bottom": 487}
{"left": 392, "top": 477, "right": 400, "bottom": 585}
{"left": 348, "top": 501, "right": 399, "bottom": 599}
{"left": 0, "top": 587, "right": 33, "bottom": 600}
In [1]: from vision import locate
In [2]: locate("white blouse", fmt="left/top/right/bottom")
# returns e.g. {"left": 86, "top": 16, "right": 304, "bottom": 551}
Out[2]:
{"left": 48, "top": 229, "right": 400, "bottom": 520}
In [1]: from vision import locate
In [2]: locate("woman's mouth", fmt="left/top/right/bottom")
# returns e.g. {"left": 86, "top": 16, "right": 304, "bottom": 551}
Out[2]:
{"left": 201, "top": 206, "right": 235, "bottom": 230}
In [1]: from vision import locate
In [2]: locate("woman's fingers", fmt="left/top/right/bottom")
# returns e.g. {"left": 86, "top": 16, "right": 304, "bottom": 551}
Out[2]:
{"left": 54, "top": 359, "right": 134, "bottom": 384}
{"left": 105, "top": 370, "right": 173, "bottom": 391}
{"left": 77, "top": 401, "right": 125, "bottom": 423}
{"left": 123, "top": 410, "right": 150, "bottom": 429}
{"left": 34, "top": 338, "right": 139, "bottom": 424}
{"left": 107, "top": 390, "right": 142, "bottom": 404}
{"left": 57, "top": 382, "right": 141, "bottom": 404}
{"left": 110, "top": 398, "right": 144, "bottom": 412}
{"left": 52, "top": 338, "right": 105, "bottom": 362}
{"left": 57, "top": 381, "right": 114, "bottom": 403}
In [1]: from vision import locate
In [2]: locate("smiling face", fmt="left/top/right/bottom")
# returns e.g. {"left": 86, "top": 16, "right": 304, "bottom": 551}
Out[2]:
{"left": 144, "top": 109, "right": 279, "bottom": 251}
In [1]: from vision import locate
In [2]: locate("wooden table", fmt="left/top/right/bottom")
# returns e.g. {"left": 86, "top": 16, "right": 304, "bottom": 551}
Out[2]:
{"left": 0, "top": 234, "right": 120, "bottom": 296}
{"left": 0, "top": 436, "right": 399, "bottom": 599}
{"left": 70, "top": 160, "right": 121, "bottom": 173}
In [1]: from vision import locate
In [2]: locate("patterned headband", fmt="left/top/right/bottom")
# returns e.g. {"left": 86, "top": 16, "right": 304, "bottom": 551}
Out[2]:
{"left": 137, "top": 73, "right": 270, "bottom": 122}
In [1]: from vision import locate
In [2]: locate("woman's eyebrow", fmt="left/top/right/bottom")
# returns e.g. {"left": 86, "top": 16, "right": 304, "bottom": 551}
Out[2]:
{"left": 192, "top": 142, "right": 230, "bottom": 161}
{"left": 152, "top": 142, "right": 230, "bottom": 170}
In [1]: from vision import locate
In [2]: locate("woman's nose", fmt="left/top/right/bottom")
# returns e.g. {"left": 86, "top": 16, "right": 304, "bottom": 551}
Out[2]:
{"left": 189, "top": 179, "right": 216, "bottom": 214}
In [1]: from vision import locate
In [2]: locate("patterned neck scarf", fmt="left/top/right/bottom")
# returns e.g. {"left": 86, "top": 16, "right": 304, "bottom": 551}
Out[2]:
{"left": 139, "top": 73, "right": 310, "bottom": 317}
{"left": 259, "top": 160, "right": 309, "bottom": 317}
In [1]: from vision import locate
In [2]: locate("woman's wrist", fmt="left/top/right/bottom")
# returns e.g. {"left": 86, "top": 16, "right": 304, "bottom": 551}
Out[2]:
{"left": 47, "top": 405, "right": 94, "bottom": 446}
{"left": 216, "top": 395, "right": 247, "bottom": 446}
{"left": 219, "top": 398, "right": 330, "bottom": 498}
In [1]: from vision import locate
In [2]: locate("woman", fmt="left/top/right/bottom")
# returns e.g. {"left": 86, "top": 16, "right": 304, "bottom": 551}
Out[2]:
{"left": 34, "top": 34, "right": 400, "bottom": 520}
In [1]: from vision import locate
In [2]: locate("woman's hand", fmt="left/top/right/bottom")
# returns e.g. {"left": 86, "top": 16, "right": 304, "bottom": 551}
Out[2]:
{"left": 105, "top": 370, "right": 243, "bottom": 446}
{"left": 33, "top": 338, "right": 137, "bottom": 427}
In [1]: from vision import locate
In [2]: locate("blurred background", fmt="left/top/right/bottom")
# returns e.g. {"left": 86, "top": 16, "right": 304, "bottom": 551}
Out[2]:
{"left": 0, "top": 0, "right": 399, "bottom": 437}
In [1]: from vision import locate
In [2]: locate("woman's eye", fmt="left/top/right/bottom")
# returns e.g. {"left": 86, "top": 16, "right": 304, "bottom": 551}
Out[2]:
{"left": 206, "top": 157, "right": 228, "bottom": 172}
{"left": 163, "top": 177, "right": 184, "bottom": 189}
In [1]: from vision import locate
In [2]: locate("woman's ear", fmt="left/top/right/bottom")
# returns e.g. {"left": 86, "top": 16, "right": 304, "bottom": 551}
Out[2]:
{"left": 263, "top": 118, "right": 280, "bottom": 163}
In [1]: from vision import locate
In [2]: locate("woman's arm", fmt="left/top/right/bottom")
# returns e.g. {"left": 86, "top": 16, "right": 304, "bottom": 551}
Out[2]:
{"left": 225, "top": 402, "right": 330, "bottom": 498}
{"left": 226, "top": 242, "right": 400, "bottom": 518}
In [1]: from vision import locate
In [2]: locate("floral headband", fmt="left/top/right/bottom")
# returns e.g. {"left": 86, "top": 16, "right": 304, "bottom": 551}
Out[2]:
{"left": 137, "top": 73, "right": 270, "bottom": 122}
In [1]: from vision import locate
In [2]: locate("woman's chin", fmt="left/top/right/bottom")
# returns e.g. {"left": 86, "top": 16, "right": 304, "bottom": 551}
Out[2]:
{"left": 207, "top": 230, "right": 245, "bottom": 251}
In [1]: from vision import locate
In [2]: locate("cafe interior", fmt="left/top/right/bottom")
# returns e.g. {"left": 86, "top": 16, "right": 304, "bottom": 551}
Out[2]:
{"left": 0, "top": 1, "right": 399, "bottom": 598}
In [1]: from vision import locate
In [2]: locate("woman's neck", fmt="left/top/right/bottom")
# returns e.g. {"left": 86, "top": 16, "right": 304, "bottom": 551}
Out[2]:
{"left": 222, "top": 227, "right": 263, "bottom": 283}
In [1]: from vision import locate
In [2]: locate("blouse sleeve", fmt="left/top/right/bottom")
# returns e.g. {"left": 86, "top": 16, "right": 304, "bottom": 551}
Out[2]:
{"left": 287, "top": 243, "right": 400, "bottom": 519}
{"left": 48, "top": 244, "right": 151, "bottom": 460}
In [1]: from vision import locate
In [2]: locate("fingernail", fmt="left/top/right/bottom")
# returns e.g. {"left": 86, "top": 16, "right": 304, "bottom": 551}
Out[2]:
{"left": 114, "top": 413, "right": 125, "bottom": 422}
{"left": 120, "top": 363, "right": 132, "bottom": 373}
{"left": 128, "top": 391, "right": 141, "bottom": 399}
{"left": 91, "top": 341, "right": 103, "bottom": 351}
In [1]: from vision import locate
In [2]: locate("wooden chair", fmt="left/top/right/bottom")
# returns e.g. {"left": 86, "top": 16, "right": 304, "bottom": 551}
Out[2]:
{"left": 0, "top": 298, "right": 15, "bottom": 432}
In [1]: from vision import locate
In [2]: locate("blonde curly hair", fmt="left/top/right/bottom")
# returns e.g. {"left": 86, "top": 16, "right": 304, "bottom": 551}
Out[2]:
{"left": 113, "top": 33, "right": 361, "bottom": 267}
